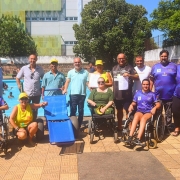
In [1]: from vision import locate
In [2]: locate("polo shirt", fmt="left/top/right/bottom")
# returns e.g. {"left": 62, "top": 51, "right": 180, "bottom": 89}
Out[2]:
{"left": 67, "top": 68, "right": 89, "bottom": 95}
{"left": 16, "top": 64, "right": 44, "bottom": 96}
{"left": 41, "top": 70, "right": 66, "bottom": 96}
{"left": 150, "top": 62, "right": 177, "bottom": 100}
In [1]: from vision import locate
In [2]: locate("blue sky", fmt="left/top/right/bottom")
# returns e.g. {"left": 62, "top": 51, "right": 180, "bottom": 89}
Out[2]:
{"left": 126, "top": 0, "right": 163, "bottom": 37}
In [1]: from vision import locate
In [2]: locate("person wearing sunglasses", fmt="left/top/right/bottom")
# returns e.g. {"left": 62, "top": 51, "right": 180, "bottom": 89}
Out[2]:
{"left": 87, "top": 77, "right": 113, "bottom": 115}
{"left": 41, "top": 58, "right": 65, "bottom": 99}
{"left": 9, "top": 92, "right": 48, "bottom": 146}
{"left": 16, "top": 53, "right": 44, "bottom": 121}
{"left": 93, "top": 60, "right": 112, "bottom": 87}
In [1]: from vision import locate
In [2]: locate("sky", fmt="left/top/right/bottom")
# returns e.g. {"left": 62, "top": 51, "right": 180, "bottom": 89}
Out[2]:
{"left": 125, "top": 0, "right": 163, "bottom": 37}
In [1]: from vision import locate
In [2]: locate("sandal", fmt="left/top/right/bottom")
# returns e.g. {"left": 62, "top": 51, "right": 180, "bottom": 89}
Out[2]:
{"left": 171, "top": 131, "right": 180, "bottom": 137}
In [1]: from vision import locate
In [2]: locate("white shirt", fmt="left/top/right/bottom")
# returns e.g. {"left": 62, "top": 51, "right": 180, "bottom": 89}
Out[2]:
{"left": 133, "top": 65, "right": 151, "bottom": 94}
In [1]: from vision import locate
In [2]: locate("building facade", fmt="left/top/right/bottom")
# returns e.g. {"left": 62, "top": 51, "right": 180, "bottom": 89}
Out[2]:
{"left": 0, "top": 0, "right": 91, "bottom": 56}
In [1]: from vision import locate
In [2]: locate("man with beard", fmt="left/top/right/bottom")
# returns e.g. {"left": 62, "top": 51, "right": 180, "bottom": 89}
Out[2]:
{"left": 150, "top": 50, "right": 177, "bottom": 131}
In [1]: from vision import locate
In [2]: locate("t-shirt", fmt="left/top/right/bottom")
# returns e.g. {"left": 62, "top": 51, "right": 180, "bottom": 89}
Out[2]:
{"left": 150, "top": 62, "right": 177, "bottom": 100}
{"left": 133, "top": 90, "right": 158, "bottom": 113}
{"left": 112, "top": 64, "right": 137, "bottom": 100}
{"left": 174, "top": 64, "right": 180, "bottom": 98}
{"left": 0, "top": 96, "right": 6, "bottom": 124}
{"left": 133, "top": 65, "right": 151, "bottom": 94}
{"left": 67, "top": 68, "right": 89, "bottom": 95}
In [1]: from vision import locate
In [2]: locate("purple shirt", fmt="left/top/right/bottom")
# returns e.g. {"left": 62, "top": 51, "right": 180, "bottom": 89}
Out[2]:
{"left": 133, "top": 90, "right": 158, "bottom": 113}
{"left": 150, "top": 62, "right": 177, "bottom": 100}
{"left": 174, "top": 64, "right": 180, "bottom": 98}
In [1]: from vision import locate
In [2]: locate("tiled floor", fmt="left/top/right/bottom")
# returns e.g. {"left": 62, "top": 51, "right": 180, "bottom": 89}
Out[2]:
{"left": 1, "top": 123, "right": 180, "bottom": 180}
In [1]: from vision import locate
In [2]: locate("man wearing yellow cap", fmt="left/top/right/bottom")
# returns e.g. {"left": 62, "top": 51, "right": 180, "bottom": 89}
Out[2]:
{"left": 41, "top": 58, "right": 65, "bottom": 98}
{"left": 16, "top": 53, "right": 44, "bottom": 120}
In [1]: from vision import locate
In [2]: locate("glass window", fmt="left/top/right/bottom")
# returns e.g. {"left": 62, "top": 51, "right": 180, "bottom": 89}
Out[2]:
{"left": 65, "top": 17, "right": 68, "bottom": 20}
{"left": 65, "top": 41, "right": 69, "bottom": 44}
{"left": 70, "top": 41, "right": 73, "bottom": 44}
{"left": 74, "top": 41, "right": 78, "bottom": 44}
{"left": 52, "top": 17, "right": 58, "bottom": 21}
{"left": 69, "top": 17, "right": 73, "bottom": 20}
{"left": 26, "top": 17, "right": 31, "bottom": 21}
{"left": 46, "top": 17, "right": 51, "bottom": 21}
{"left": 74, "top": 17, "right": 78, "bottom": 20}
{"left": 32, "top": 17, "right": 38, "bottom": 21}
{"left": 39, "top": 17, "right": 45, "bottom": 21}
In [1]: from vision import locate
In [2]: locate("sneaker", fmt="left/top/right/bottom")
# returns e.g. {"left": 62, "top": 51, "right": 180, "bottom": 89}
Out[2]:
{"left": 133, "top": 138, "right": 143, "bottom": 146}
{"left": 125, "top": 136, "right": 132, "bottom": 144}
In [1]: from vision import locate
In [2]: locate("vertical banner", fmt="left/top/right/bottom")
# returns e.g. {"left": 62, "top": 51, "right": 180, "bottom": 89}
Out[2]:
{"left": 77, "top": 0, "right": 82, "bottom": 24}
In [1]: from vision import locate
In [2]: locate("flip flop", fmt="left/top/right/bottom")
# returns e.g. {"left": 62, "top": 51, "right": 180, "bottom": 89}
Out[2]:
{"left": 171, "top": 131, "right": 180, "bottom": 137}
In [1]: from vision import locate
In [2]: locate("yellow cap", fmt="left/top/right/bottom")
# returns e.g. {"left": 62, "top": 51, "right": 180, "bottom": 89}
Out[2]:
{"left": 19, "top": 92, "right": 28, "bottom": 99}
{"left": 95, "top": 105, "right": 104, "bottom": 115}
{"left": 50, "top": 58, "right": 58, "bottom": 63}
{"left": 95, "top": 60, "right": 103, "bottom": 65}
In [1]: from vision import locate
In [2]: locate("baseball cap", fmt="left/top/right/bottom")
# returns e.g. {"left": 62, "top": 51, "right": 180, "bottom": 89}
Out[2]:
{"left": 95, "top": 60, "right": 103, "bottom": 65}
{"left": 19, "top": 92, "right": 28, "bottom": 100}
{"left": 50, "top": 58, "right": 58, "bottom": 63}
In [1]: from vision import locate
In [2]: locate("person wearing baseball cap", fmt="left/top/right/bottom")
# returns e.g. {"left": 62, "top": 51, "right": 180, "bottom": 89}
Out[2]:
{"left": 41, "top": 58, "right": 66, "bottom": 100}
{"left": 9, "top": 92, "right": 48, "bottom": 146}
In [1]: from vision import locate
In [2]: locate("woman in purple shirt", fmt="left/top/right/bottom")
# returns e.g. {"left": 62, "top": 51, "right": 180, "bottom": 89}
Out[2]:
{"left": 127, "top": 79, "right": 161, "bottom": 145}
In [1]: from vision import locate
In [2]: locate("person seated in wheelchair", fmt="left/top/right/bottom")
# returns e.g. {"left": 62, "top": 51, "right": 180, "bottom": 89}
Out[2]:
{"left": 87, "top": 77, "right": 114, "bottom": 115}
{"left": 127, "top": 79, "right": 161, "bottom": 145}
{"left": 9, "top": 92, "right": 48, "bottom": 146}
{"left": 0, "top": 97, "right": 9, "bottom": 148}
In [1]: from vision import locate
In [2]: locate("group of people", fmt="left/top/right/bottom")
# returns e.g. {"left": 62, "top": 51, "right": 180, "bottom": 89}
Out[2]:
{"left": 0, "top": 49, "right": 179, "bottom": 147}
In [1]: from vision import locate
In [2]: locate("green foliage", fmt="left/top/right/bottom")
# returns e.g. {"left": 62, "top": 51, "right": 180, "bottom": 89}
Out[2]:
{"left": 145, "top": 38, "right": 158, "bottom": 50}
{"left": 73, "top": 0, "right": 151, "bottom": 67}
{"left": 0, "top": 15, "right": 37, "bottom": 57}
{"left": 150, "top": 0, "right": 180, "bottom": 46}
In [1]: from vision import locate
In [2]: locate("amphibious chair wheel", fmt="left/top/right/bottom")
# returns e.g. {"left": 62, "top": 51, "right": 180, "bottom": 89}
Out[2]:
{"left": 114, "top": 132, "right": 118, "bottom": 143}
{"left": 153, "top": 114, "right": 165, "bottom": 142}
{"left": 36, "top": 118, "right": 44, "bottom": 141}
{"left": 70, "top": 116, "right": 79, "bottom": 138}
{"left": 146, "top": 139, "right": 157, "bottom": 149}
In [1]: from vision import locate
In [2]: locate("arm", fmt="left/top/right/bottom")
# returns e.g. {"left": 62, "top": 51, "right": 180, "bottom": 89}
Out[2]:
{"left": 0, "top": 104, "right": 8, "bottom": 110}
{"left": 87, "top": 89, "right": 96, "bottom": 106}
{"left": 128, "top": 101, "right": 136, "bottom": 112}
{"left": 100, "top": 101, "right": 113, "bottom": 114}
{"left": 151, "top": 102, "right": 161, "bottom": 115}
{"left": 62, "top": 78, "right": 70, "bottom": 94}
{"left": 105, "top": 72, "right": 113, "bottom": 87}
{"left": 30, "top": 102, "right": 48, "bottom": 109}
{"left": 41, "top": 87, "right": 45, "bottom": 100}
{"left": 9, "top": 106, "right": 19, "bottom": 129}
{"left": 149, "top": 76, "right": 154, "bottom": 91}
{"left": 16, "top": 68, "right": 24, "bottom": 91}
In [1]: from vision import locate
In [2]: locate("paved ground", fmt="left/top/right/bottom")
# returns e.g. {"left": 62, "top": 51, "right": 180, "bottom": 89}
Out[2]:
{"left": 0, "top": 118, "right": 180, "bottom": 180}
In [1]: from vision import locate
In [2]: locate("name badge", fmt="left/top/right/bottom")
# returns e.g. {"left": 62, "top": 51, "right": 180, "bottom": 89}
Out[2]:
{"left": 157, "top": 69, "right": 161, "bottom": 72}
{"left": 138, "top": 96, "right": 141, "bottom": 100}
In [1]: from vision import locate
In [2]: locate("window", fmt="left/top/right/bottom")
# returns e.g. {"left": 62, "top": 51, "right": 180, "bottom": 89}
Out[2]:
{"left": 65, "top": 17, "right": 68, "bottom": 20}
{"left": 39, "top": 18, "right": 45, "bottom": 21}
{"left": 46, "top": 17, "right": 51, "bottom": 21}
{"left": 32, "top": 17, "right": 38, "bottom": 21}
{"left": 69, "top": 17, "right": 73, "bottom": 20}
{"left": 52, "top": 17, "right": 58, "bottom": 21}
{"left": 74, "top": 17, "right": 78, "bottom": 20}
{"left": 74, "top": 41, "right": 78, "bottom": 44}
{"left": 26, "top": 17, "right": 31, "bottom": 21}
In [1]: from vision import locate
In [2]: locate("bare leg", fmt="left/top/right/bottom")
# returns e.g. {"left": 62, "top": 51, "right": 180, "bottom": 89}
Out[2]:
{"left": 17, "top": 128, "right": 27, "bottom": 140}
{"left": 27, "top": 122, "right": 38, "bottom": 141}
{"left": 137, "top": 113, "right": 152, "bottom": 140}
{"left": 129, "top": 112, "right": 143, "bottom": 137}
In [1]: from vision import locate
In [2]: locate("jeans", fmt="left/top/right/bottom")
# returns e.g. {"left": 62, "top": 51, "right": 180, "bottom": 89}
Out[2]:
{"left": 70, "top": 95, "right": 86, "bottom": 127}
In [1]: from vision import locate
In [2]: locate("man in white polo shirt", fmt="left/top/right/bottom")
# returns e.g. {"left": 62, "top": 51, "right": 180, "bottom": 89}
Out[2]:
{"left": 132, "top": 55, "right": 151, "bottom": 94}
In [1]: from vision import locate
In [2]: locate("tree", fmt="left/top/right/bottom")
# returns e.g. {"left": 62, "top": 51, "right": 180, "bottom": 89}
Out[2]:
{"left": 0, "top": 15, "right": 37, "bottom": 57}
{"left": 73, "top": 0, "right": 151, "bottom": 67}
{"left": 150, "top": 0, "right": 180, "bottom": 46}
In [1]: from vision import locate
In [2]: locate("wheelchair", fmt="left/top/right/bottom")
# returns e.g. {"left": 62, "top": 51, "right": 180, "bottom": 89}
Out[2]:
{"left": 120, "top": 109, "right": 165, "bottom": 149}
{"left": 88, "top": 105, "right": 118, "bottom": 144}
{"left": 0, "top": 114, "right": 10, "bottom": 154}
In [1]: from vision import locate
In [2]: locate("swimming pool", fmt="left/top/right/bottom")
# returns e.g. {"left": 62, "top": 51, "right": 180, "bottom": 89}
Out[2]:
{"left": 2, "top": 80, "right": 91, "bottom": 117}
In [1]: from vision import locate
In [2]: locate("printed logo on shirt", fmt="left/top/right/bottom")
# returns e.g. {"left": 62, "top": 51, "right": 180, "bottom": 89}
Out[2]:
{"left": 157, "top": 69, "right": 161, "bottom": 73}
{"left": 162, "top": 72, "right": 167, "bottom": 76}
{"left": 138, "top": 96, "right": 141, "bottom": 100}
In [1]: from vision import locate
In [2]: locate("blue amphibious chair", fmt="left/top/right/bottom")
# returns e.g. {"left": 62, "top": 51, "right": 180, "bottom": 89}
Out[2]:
{"left": 44, "top": 95, "right": 75, "bottom": 144}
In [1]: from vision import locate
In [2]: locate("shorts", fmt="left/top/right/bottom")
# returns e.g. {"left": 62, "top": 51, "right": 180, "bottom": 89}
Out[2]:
{"left": 114, "top": 99, "right": 131, "bottom": 111}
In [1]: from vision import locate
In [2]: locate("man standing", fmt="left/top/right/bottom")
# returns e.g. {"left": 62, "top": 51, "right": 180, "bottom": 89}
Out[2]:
{"left": 133, "top": 55, "right": 151, "bottom": 94}
{"left": 63, "top": 57, "right": 89, "bottom": 127}
{"left": 41, "top": 58, "right": 65, "bottom": 99}
{"left": 16, "top": 54, "right": 44, "bottom": 120}
{"left": 112, "top": 53, "right": 138, "bottom": 131}
{"left": 150, "top": 50, "right": 177, "bottom": 129}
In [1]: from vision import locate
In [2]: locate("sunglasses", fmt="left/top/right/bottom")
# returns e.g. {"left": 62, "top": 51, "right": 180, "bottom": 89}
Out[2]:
{"left": 98, "top": 81, "right": 105, "bottom": 84}
{"left": 74, "top": 62, "right": 81, "bottom": 64}
{"left": 31, "top": 73, "right": 34, "bottom": 79}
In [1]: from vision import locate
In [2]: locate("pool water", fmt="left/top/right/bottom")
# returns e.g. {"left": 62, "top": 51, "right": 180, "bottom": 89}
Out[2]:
{"left": 2, "top": 80, "right": 91, "bottom": 117}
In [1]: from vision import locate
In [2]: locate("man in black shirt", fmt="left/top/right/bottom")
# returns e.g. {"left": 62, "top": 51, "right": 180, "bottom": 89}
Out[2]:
{"left": 112, "top": 53, "right": 138, "bottom": 131}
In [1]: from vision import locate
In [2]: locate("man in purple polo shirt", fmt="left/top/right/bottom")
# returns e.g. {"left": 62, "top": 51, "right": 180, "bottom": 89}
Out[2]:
{"left": 150, "top": 50, "right": 177, "bottom": 130}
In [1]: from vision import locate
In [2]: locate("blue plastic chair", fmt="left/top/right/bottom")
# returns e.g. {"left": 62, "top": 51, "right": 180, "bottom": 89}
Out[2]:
{"left": 44, "top": 95, "right": 75, "bottom": 144}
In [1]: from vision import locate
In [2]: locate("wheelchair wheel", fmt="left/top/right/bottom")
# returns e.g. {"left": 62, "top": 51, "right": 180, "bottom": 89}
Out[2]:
{"left": 146, "top": 139, "right": 157, "bottom": 149}
{"left": 70, "top": 116, "right": 79, "bottom": 138}
{"left": 87, "top": 120, "right": 92, "bottom": 135}
{"left": 36, "top": 118, "right": 44, "bottom": 141}
{"left": 90, "top": 133, "right": 94, "bottom": 144}
{"left": 1, "top": 117, "right": 9, "bottom": 154}
{"left": 154, "top": 114, "right": 165, "bottom": 142}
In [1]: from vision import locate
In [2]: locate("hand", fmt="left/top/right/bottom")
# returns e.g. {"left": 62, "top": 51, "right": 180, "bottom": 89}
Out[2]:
{"left": 41, "top": 102, "right": 48, "bottom": 107}
{"left": 100, "top": 107, "right": 106, "bottom": 114}
{"left": 91, "top": 102, "right": 96, "bottom": 107}
{"left": 62, "top": 89, "right": 67, "bottom": 94}
{"left": 128, "top": 105, "right": 134, "bottom": 112}
{"left": 123, "top": 73, "right": 129, "bottom": 77}
{"left": 151, "top": 108, "right": 156, "bottom": 115}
